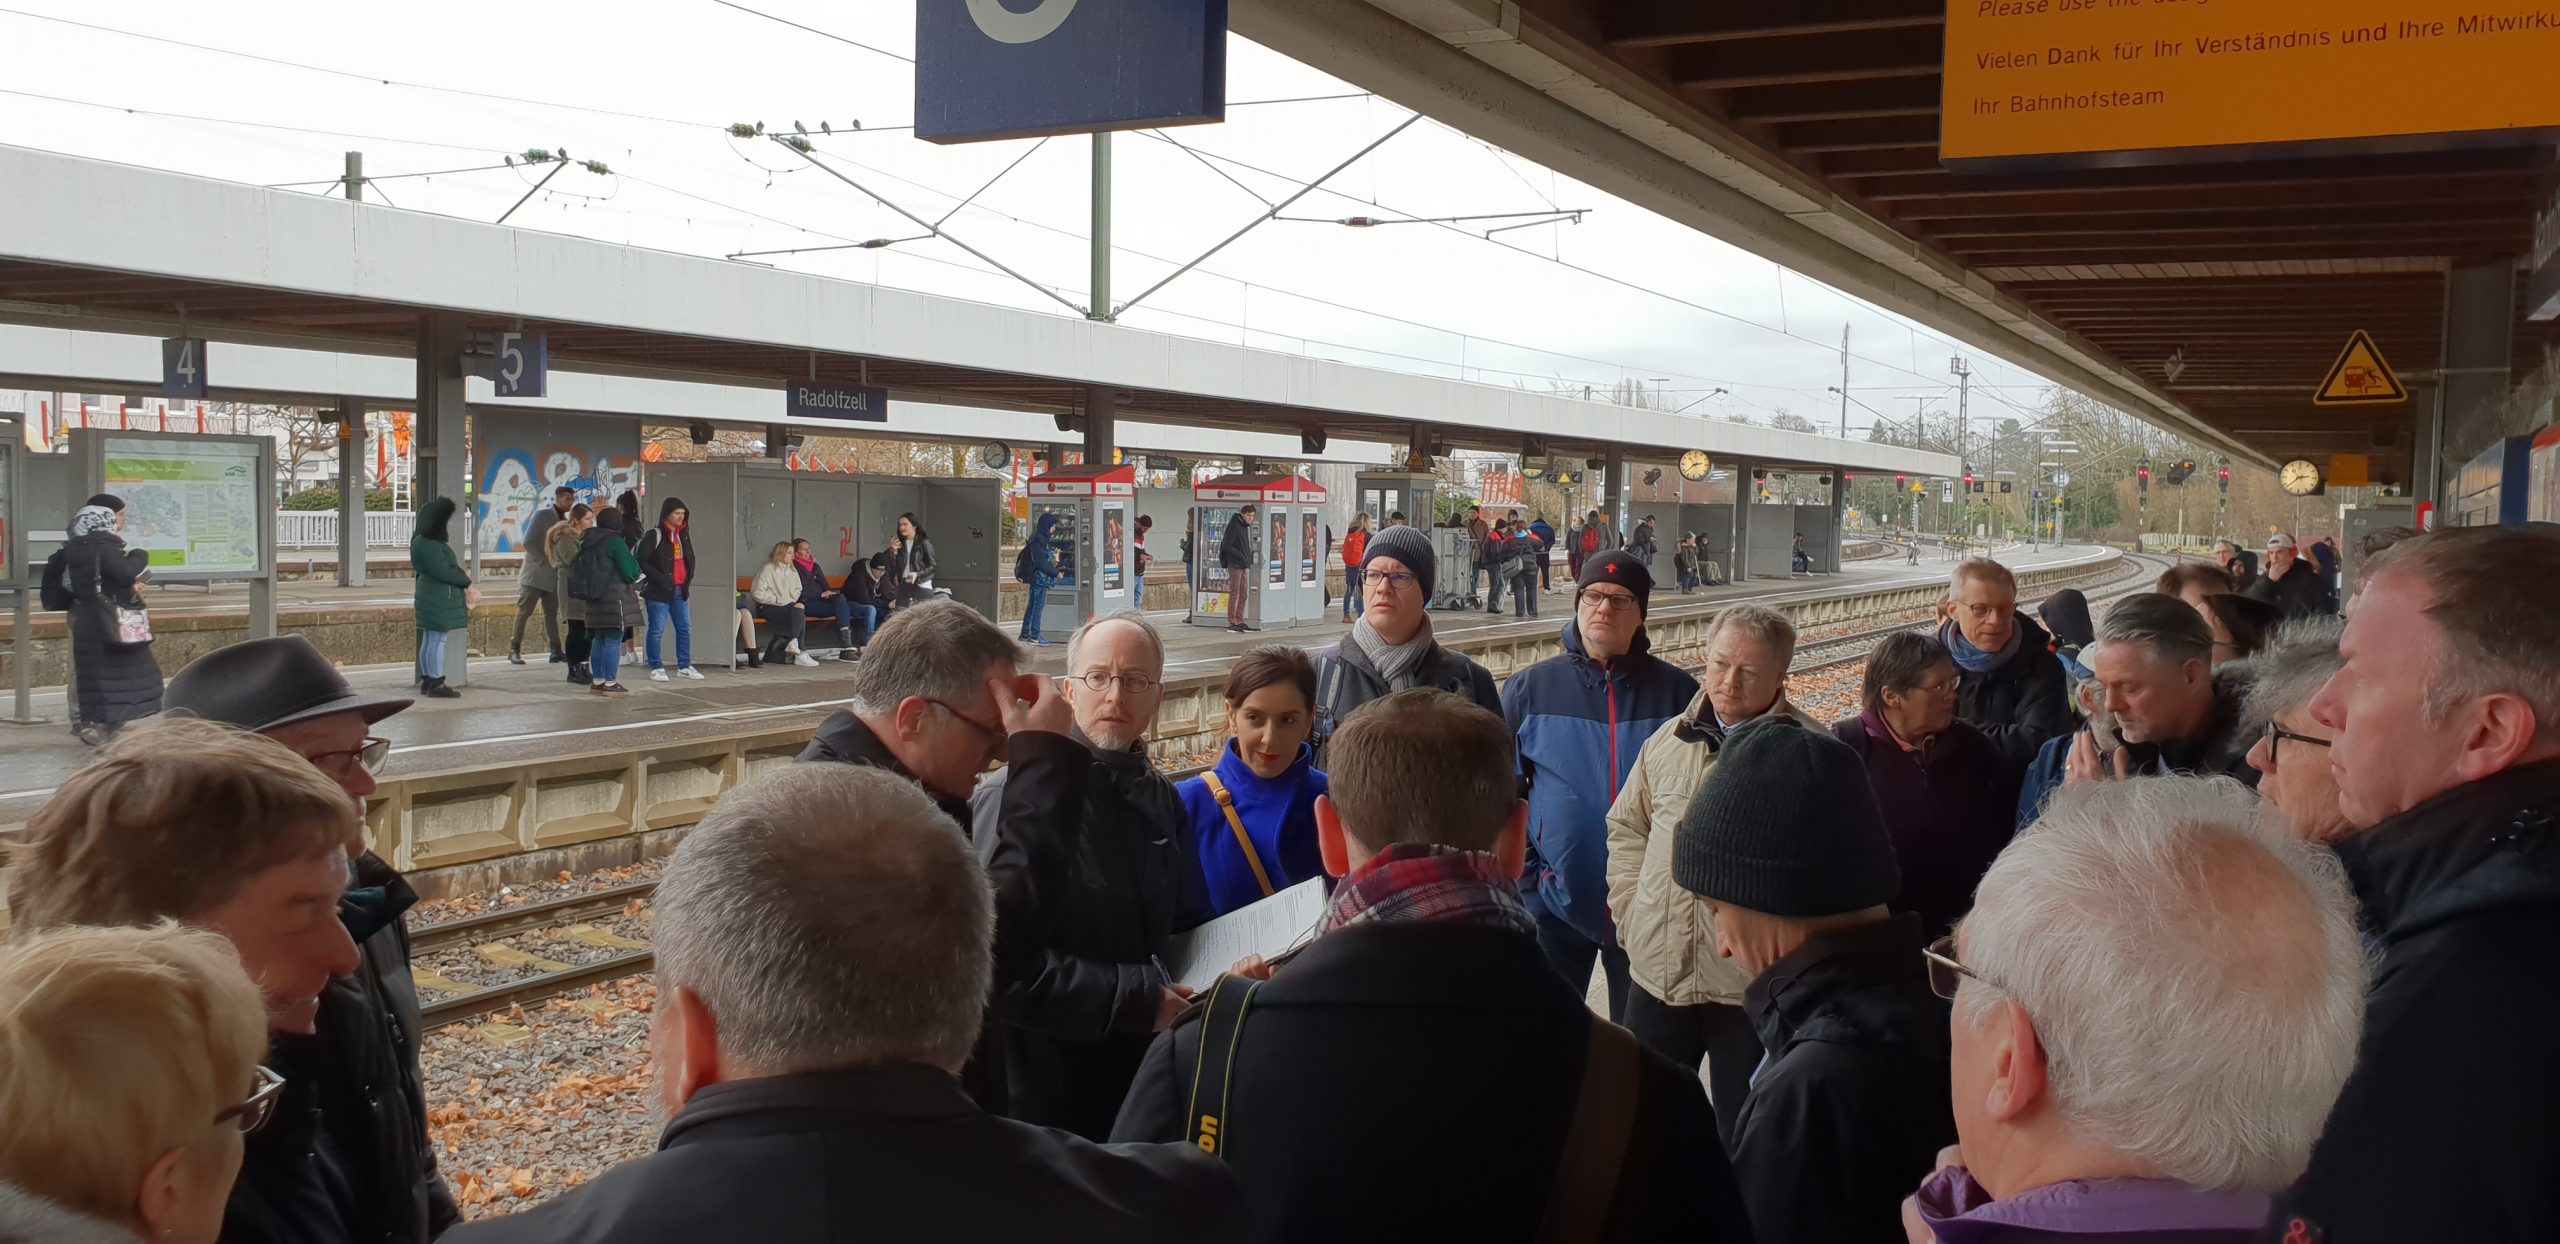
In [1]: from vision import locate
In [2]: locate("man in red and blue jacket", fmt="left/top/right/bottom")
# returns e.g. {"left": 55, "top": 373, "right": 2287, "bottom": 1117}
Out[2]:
{"left": 1501, "top": 551, "right": 1698, "bottom": 1020}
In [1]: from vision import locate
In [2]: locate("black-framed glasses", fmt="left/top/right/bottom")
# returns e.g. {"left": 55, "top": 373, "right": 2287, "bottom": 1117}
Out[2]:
{"left": 216, "top": 1065, "right": 287, "bottom": 1135}
{"left": 1923, "top": 934, "right": 2000, "bottom": 1002}
{"left": 926, "top": 699, "right": 1006, "bottom": 745}
{"left": 1577, "top": 589, "right": 1641, "bottom": 613}
{"left": 307, "top": 737, "right": 392, "bottom": 777}
{"left": 2263, "top": 721, "right": 2334, "bottom": 756}
{"left": 1367, "top": 571, "right": 1419, "bottom": 595}
{"left": 1075, "top": 671, "right": 1161, "bottom": 695}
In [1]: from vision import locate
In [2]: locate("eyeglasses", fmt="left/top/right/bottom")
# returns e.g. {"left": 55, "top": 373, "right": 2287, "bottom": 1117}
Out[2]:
{"left": 1368, "top": 571, "right": 1419, "bottom": 595}
{"left": 1923, "top": 934, "right": 2003, "bottom": 1002}
{"left": 1076, "top": 671, "right": 1161, "bottom": 695}
{"left": 1577, "top": 590, "right": 1641, "bottom": 613}
{"left": 306, "top": 736, "right": 392, "bottom": 778}
{"left": 215, "top": 1065, "right": 287, "bottom": 1135}
{"left": 927, "top": 699, "right": 1006, "bottom": 746}
{"left": 2263, "top": 721, "right": 2334, "bottom": 755}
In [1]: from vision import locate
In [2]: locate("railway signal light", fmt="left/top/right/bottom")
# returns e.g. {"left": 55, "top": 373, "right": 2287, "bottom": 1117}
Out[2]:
{"left": 2218, "top": 467, "right": 2231, "bottom": 493}
{"left": 2138, "top": 461, "right": 2151, "bottom": 492}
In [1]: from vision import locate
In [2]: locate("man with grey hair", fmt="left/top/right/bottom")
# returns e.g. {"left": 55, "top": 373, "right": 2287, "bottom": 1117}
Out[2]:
{"left": 2240, "top": 617, "right": 2351, "bottom": 842}
{"left": 1908, "top": 776, "right": 2365, "bottom": 1242}
{"left": 2279, "top": 525, "right": 2560, "bottom": 1242}
{"left": 970, "top": 609, "right": 1200, "bottom": 1140}
{"left": 2016, "top": 593, "right": 2256, "bottom": 826}
{"left": 1941, "top": 557, "right": 2072, "bottom": 768}
{"left": 446, "top": 765, "right": 1244, "bottom": 1243}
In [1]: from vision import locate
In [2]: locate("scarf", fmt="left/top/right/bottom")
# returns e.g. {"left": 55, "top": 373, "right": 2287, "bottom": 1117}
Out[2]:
{"left": 1940, "top": 617, "right": 2021, "bottom": 674}
{"left": 69, "top": 505, "right": 116, "bottom": 538}
{"left": 793, "top": 553, "right": 818, "bottom": 574}
{"left": 1350, "top": 615, "right": 1433, "bottom": 690}
{"left": 1326, "top": 843, "right": 1537, "bottom": 936}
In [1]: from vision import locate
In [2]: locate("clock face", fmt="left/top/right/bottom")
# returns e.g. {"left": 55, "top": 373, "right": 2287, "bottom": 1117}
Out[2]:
{"left": 982, "top": 441, "right": 1011, "bottom": 469}
{"left": 1679, "top": 450, "right": 1713, "bottom": 481}
{"left": 2280, "top": 459, "right": 2321, "bottom": 495}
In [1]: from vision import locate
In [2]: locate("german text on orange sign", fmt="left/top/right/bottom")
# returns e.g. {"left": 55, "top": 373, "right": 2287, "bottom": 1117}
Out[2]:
{"left": 1942, "top": 1, "right": 2560, "bottom": 160}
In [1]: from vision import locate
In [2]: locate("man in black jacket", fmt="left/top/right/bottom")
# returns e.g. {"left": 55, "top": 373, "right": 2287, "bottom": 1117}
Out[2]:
{"left": 1314, "top": 525, "right": 1501, "bottom": 763}
{"left": 2016, "top": 593, "right": 2258, "bottom": 826}
{"left": 1219, "top": 504, "right": 1257, "bottom": 632}
{"left": 970, "top": 611, "right": 1201, "bottom": 1140}
{"left": 1942, "top": 557, "right": 2071, "bottom": 769}
{"left": 635, "top": 495, "right": 701, "bottom": 680}
{"left": 2243, "top": 532, "right": 2330, "bottom": 619}
{"left": 447, "top": 764, "right": 1245, "bottom": 1244}
{"left": 1672, "top": 714, "right": 1952, "bottom": 1244}
{"left": 1113, "top": 689, "right": 1752, "bottom": 1242}
{"left": 2275, "top": 526, "right": 2560, "bottom": 1244}
{"left": 163, "top": 636, "right": 455, "bottom": 1244}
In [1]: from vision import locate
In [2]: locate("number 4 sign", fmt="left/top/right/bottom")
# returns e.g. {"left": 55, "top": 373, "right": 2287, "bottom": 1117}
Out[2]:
{"left": 162, "top": 337, "right": 207, "bottom": 399}
{"left": 494, "top": 331, "right": 547, "bottom": 398}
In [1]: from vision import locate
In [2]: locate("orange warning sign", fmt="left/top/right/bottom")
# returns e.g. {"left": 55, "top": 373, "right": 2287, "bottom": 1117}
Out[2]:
{"left": 2313, "top": 331, "right": 2406, "bottom": 406}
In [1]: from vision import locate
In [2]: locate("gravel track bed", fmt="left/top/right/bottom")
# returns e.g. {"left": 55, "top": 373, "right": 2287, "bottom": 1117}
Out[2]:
{"left": 423, "top": 976, "right": 661, "bottom": 1219}
{"left": 412, "top": 861, "right": 665, "bottom": 931}
{"left": 411, "top": 909, "right": 655, "bottom": 999}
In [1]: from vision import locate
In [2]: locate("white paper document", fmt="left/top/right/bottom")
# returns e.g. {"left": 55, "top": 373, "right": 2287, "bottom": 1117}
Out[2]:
{"left": 1166, "top": 877, "right": 1329, "bottom": 989}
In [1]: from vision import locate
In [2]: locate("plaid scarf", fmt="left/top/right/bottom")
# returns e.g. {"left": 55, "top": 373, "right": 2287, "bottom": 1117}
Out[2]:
{"left": 1325, "top": 843, "right": 1537, "bottom": 936}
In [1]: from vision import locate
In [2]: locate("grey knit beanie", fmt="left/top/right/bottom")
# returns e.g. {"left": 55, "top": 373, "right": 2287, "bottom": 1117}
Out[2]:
{"left": 1363, "top": 523, "right": 1436, "bottom": 588}
{"left": 1672, "top": 715, "right": 1900, "bottom": 917}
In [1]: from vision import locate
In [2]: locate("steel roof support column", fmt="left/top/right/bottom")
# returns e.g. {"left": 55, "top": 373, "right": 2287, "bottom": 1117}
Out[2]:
{"left": 2428, "top": 261, "right": 2518, "bottom": 506}
{"left": 1084, "top": 384, "right": 1117, "bottom": 465}
{"left": 1729, "top": 459, "right": 1752, "bottom": 583}
{"left": 1601, "top": 442, "right": 1626, "bottom": 550}
{"left": 414, "top": 313, "right": 471, "bottom": 686}
{"left": 336, "top": 398, "right": 367, "bottom": 588}
{"left": 1829, "top": 471, "right": 1848, "bottom": 573}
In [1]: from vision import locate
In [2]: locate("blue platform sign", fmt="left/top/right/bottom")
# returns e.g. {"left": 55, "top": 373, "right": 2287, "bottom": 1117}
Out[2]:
{"left": 788, "top": 382, "right": 890, "bottom": 423}
{"left": 162, "top": 337, "right": 208, "bottom": 399}
{"left": 493, "top": 331, "right": 547, "bottom": 398}
{"left": 916, "top": 0, "right": 1227, "bottom": 144}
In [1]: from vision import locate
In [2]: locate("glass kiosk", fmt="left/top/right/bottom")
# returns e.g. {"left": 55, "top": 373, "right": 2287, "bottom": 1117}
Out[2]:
{"left": 1187, "top": 473, "right": 1329, "bottom": 630}
{"left": 1024, "top": 462, "right": 1138, "bottom": 635}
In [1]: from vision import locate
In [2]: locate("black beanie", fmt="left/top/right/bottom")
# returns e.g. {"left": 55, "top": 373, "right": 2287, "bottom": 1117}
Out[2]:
{"left": 1673, "top": 715, "right": 1900, "bottom": 917}
{"left": 1363, "top": 523, "right": 1436, "bottom": 588}
{"left": 1577, "top": 551, "right": 1654, "bottom": 614}
{"left": 84, "top": 493, "right": 125, "bottom": 512}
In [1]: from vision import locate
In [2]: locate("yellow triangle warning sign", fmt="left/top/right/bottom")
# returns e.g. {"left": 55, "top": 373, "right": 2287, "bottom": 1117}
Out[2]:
{"left": 2313, "top": 330, "right": 2407, "bottom": 406}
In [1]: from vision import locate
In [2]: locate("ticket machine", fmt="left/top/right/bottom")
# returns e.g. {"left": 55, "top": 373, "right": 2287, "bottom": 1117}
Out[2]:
{"left": 1188, "top": 473, "right": 1329, "bottom": 630}
{"left": 1024, "top": 462, "right": 1139, "bottom": 634}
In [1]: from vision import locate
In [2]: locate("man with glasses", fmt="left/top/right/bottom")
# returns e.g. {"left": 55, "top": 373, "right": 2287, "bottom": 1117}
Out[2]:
{"left": 163, "top": 636, "right": 455, "bottom": 1244}
{"left": 1313, "top": 524, "right": 1501, "bottom": 764}
{"left": 970, "top": 610, "right": 1200, "bottom": 1140}
{"left": 1942, "top": 557, "right": 2072, "bottom": 770}
{"left": 1501, "top": 550, "right": 1695, "bottom": 1023}
{"left": 2241, "top": 617, "right": 2350, "bottom": 842}
{"left": 1913, "top": 777, "right": 2364, "bottom": 1244}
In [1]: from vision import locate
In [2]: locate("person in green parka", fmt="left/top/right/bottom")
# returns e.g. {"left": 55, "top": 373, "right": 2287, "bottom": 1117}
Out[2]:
{"left": 409, "top": 497, "right": 476, "bottom": 699}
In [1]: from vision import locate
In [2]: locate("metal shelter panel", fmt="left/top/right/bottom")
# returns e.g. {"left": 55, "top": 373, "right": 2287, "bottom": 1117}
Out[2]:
{"left": 736, "top": 474, "right": 797, "bottom": 567}
{"left": 792, "top": 478, "right": 865, "bottom": 566}
{"left": 642, "top": 462, "right": 742, "bottom": 670}
{"left": 1746, "top": 506, "right": 1798, "bottom": 581}
{"left": 1792, "top": 505, "right": 1839, "bottom": 575}
{"left": 920, "top": 478, "right": 1001, "bottom": 620}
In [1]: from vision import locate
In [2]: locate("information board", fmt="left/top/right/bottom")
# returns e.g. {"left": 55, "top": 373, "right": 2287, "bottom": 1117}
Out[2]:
{"left": 1942, "top": 0, "right": 2560, "bottom": 162}
{"left": 98, "top": 435, "right": 264, "bottom": 574}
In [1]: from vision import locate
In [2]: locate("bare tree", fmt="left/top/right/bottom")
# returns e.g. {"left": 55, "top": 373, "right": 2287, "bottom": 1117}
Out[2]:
{"left": 1769, "top": 410, "right": 1821, "bottom": 435}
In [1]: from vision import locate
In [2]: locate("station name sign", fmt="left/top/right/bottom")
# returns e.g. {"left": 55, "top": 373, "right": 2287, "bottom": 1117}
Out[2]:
{"left": 1942, "top": 0, "right": 2560, "bottom": 162}
{"left": 786, "top": 382, "right": 889, "bottom": 423}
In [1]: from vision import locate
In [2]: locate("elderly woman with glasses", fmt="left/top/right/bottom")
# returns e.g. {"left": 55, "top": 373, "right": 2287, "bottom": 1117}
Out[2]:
{"left": 2241, "top": 616, "right": 2351, "bottom": 842}
{"left": 1832, "top": 632, "right": 2027, "bottom": 940}
{"left": 0, "top": 923, "right": 278, "bottom": 1244}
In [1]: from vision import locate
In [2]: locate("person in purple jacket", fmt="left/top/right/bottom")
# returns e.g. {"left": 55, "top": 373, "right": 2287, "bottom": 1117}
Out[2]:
{"left": 1176, "top": 646, "right": 1329, "bottom": 921}
{"left": 1907, "top": 777, "right": 2365, "bottom": 1244}
{"left": 1832, "top": 632, "right": 2024, "bottom": 940}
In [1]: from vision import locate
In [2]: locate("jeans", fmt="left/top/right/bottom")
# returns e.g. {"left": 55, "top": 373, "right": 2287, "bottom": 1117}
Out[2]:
{"left": 1022, "top": 576, "right": 1051, "bottom": 640}
{"left": 512, "top": 585, "right": 559, "bottom": 653}
{"left": 1226, "top": 569, "right": 1249, "bottom": 625}
{"left": 1342, "top": 567, "right": 1362, "bottom": 619}
{"left": 1473, "top": 563, "right": 1494, "bottom": 600}
{"left": 1485, "top": 566, "right": 1505, "bottom": 611}
{"left": 646, "top": 592, "right": 692, "bottom": 670}
{"left": 417, "top": 630, "right": 451, "bottom": 680}
{"left": 1511, "top": 572, "right": 1538, "bottom": 616}
{"left": 807, "top": 594, "right": 865, "bottom": 646}
{"left": 848, "top": 602, "right": 877, "bottom": 645}
{"left": 589, "top": 627, "right": 624, "bottom": 682}
{"left": 1622, "top": 988, "right": 1763, "bottom": 1146}
{"left": 1526, "top": 893, "right": 1630, "bottom": 1023}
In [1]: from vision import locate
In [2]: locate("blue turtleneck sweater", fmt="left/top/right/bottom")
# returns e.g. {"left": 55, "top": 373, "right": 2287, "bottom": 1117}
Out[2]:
{"left": 1176, "top": 739, "right": 1329, "bottom": 920}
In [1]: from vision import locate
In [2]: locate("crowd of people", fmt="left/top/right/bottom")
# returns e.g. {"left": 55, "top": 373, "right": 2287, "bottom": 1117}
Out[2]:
{"left": 12, "top": 517, "right": 2557, "bottom": 1243}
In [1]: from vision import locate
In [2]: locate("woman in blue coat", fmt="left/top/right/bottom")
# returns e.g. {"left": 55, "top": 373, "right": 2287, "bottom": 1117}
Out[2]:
{"left": 1176, "top": 646, "right": 1329, "bottom": 921}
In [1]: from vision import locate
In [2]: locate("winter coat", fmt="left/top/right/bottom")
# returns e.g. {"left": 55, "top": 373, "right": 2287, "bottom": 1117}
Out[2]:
{"left": 1530, "top": 518, "right": 1556, "bottom": 550}
{"left": 1832, "top": 713, "right": 2023, "bottom": 940}
{"left": 409, "top": 499, "right": 472, "bottom": 634}
{"left": 50, "top": 529, "right": 160, "bottom": 726}
{"left": 2016, "top": 669, "right": 2258, "bottom": 829}
{"left": 520, "top": 505, "right": 567, "bottom": 594}
{"left": 572, "top": 527, "right": 645, "bottom": 633}
{"left": 1731, "top": 914, "right": 1955, "bottom": 1244}
{"left": 1110, "top": 920, "right": 1755, "bottom": 1244}
{"left": 441, "top": 1066, "right": 1246, "bottom": 1244}
{"left": 635, "top": 498, "right": 696, "bottom": 603}
{"left": 1216, "top": 514, "right": 1253, "bottom": 571}
{"left": 1606, "top": 688, "right": 1824, "bottom": 1007}
{"left": 970, "top": 733, "right": 1202, "bottom": 1141}
{"left": 1504, "top": 624, "right": 1699, "bottom": 947}
{"left": 1311, "top": 632, "right": 1502, "bottom": 766}
{"left": 793, "top": 560, "right": 835, "bottom": 610}
{"left": 888, "top": 535, "right": 937, "bottom": 588}
{"left": 750, "top": 561, "right": 801, "bottom": 607}
{"left": 2243, "top": 559, "right": 2330, "bottom": 620}
{"left": 841, "top": 556, "right": 888, "bottom": 608}
{"left": 1916, "top": 1167, "right": 2268, "bottom": 1244}
{"left": 1176, "top": 740, "right": 1328, "bottom": 921}
{"left": 2273, "top": 758, "right": 2560, "bottom": 1244}
{"left": 1627, "top": 521, "right": 1657, "bottom": 561}
{"left": 797, "top": 711, "right": 1091, "bottom": 1114}
{"left": 544, "top": 519, "right": 583, "bottom": 575}
{"left": 1948, "top": 611, "right": 2073, "bottom": 770}
{"left": 0, "top": 1184, "right": 138, "bottom": 1244}
{"left": 1466, "top": 515, "right": 1491, "bottom": 563}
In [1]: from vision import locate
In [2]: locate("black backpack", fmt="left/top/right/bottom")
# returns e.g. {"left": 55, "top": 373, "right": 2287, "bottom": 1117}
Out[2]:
{"left": 39, "top": 549, "right": 73, "bottom": 612}
{"left": 1013, "top": 542, "right": 1036, "bottom": 583}
{"left": 568, "top": 538, "right": 611, "bottom": 599}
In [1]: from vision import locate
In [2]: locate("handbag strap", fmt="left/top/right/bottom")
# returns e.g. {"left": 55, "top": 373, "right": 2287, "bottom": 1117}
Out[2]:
{"left": 1536, "top": 1016, "right": 1643, "bottom": 1244}
{"left": 1200, "top": 771, "right": 1278, "bottom": 899}
{"left": 1184, "top": 973, "right": 1265, "bottom": 1158}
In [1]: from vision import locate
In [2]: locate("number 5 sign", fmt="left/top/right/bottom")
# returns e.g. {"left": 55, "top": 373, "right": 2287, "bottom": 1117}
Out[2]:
{"left": 162, "top": 337, "right": 208, "bottom": 399}
{"left": 494, "top": 331, "right": 548, "bottom": 398}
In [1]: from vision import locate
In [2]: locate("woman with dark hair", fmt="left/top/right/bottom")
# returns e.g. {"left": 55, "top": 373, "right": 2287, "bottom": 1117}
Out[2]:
{"left": 1832, "top": 632, "right": 2023, "bottom": 938}
{"left": 570, "top": 505, "right": 646, "bottom": 697}
{"left": 2037, "top": 586, "right": 2096, "bottom": 685}
{"left": 43, "top": 493, "right": 161, "bottom": 742}
{"left": 612, "top": 490, "right": 643, "bottom": 547}
{"left": 549, "top": 503, "right": 594, "bottom": 684}
{"left": 886, "top": 512, "right": 935, "bottom": 608}
{"left": 407, "top": 496, "right": 475, "bottom": 699}
{"left": 1175, "top": 645, "right": 1330, "bottom": 921}
{"left": 2197, "top": 591, "right": 2283, "bottom": 667}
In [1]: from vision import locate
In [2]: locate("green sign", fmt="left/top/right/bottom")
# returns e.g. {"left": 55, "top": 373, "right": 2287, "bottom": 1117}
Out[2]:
{"left": 101, "top": 436, "right": 262, "bottom": 574}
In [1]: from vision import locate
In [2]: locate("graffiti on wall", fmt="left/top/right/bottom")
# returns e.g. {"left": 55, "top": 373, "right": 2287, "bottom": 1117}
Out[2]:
{"left": 476, "top": 445, "right": 641, "bottom": 553}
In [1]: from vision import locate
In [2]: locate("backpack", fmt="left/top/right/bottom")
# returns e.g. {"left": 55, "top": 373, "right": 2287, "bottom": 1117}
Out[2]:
{"left": 39, "top": 549, "right": 73, "bottom": 612}
{"left": 568, "top": 538, "right": 611, "bottom": 600}
{"left": 1012, "top": 542, "right": 1035, "bottom": 584}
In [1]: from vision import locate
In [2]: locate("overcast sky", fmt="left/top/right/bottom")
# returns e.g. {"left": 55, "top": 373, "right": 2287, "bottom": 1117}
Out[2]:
{"left": 0, "top": 0, "right": 2076, "bottom": 443}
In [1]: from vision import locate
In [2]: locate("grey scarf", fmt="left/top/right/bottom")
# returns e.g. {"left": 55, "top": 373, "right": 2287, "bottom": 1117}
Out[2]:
{"left": 1351, "top": 615, "right": 1434, "bottom": 691}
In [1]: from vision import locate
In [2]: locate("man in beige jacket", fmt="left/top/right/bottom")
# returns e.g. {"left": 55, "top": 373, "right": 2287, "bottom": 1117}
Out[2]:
{"left": 1605, "top": 603, "right": 1821, "bottom": 1142}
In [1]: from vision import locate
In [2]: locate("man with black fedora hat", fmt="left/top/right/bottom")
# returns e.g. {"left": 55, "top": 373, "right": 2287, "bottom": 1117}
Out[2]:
{"left": 164, "top": 636, "right": 456, "bottom": 1243}
{"left": 1674, "top": 712, "right": 1954, "bottom": 1244}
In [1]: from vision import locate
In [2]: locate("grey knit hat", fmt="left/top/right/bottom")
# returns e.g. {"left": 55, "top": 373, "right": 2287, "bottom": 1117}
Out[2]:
{"left": 1363, "top": 523, "right": 1436, "bottom": 588}
{"left": 1672, "top": 715, "right": 1900, "bottom": 917}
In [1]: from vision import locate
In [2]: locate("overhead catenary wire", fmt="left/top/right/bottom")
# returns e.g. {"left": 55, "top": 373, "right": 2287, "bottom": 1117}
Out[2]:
{"left": 0, "top": 84, "right": 513, "bottom": 155}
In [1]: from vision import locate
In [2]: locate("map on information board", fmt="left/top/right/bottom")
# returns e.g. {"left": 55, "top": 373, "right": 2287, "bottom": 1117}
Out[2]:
{"left": 101, "top": 436, "right": 262, "bottom": 573}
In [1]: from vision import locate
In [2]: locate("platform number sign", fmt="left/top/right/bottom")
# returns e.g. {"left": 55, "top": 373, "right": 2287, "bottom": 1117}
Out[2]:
{"left": 494, "top": 331, "right": 548, "bottom": 398}
{"left": 162, "top": 337, "right": 208, "bottom": 399}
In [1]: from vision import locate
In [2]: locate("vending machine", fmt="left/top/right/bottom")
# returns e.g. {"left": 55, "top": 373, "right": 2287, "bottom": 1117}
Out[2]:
{"left": 1187, "top": 473, "right": 1329, "bottom": 630}
{"left": 1024, "top": 462, "right": 1139, "bottom": 635}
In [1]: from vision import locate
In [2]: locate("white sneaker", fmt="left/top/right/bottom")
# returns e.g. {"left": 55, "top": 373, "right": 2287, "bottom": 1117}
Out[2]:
{"left": 649, "top": 668, "right": 669, "bottom": 682}
{"left": 677, "top": 666, "right": 705, "bottom": 680}
{"left": 793, "top": 652, "right": 820, "bottom": 667}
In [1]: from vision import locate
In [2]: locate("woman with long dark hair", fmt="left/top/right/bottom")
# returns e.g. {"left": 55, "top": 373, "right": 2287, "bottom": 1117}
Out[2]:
{"left": 886, "top": 512, "right": 936, "bottom": 608}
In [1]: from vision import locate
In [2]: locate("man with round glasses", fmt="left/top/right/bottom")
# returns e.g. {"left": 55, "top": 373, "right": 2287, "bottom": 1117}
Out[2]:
{"left": 162, "top": 635, "right": 455, "bottom": 1243}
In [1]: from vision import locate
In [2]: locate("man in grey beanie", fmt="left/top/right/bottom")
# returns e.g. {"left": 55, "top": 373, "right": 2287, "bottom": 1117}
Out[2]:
{"left": 1673, "top": 713, "right": 1953, "bottom": 1244}
{"left": 1309, "top": 523, "right": 1498, "bottom": 765}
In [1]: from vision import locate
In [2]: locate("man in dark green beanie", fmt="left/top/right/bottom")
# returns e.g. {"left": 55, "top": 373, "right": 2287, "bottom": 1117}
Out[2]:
{"left": 1673, "top": 713, "right": 1954, "bottom": 1244}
